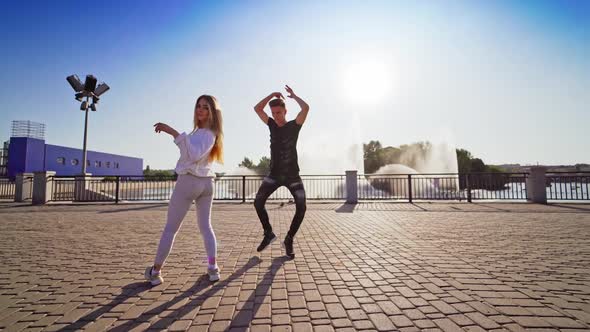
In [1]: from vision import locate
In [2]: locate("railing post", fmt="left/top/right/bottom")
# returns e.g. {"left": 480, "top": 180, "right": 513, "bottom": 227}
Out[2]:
{"left": 115, "top": 176, "right": 120, "bottom": 204}
{"left": 345, "top": 170, "right": 358, "bottom": 204}
{"left": 32, "top": 171, "right": 55, "bottom": 205}
{"left": 526, "top": 166, "right": 547, "bottom": 204}
{"left": 242, "top": 176, "right": 246, "bottom": 203}
{"left": 408, "top": 174, "right": 413, "bottom": 203}
{"left": 467, "top": 173, "right": 472, "bottom": 203}
{"left": 15, "top": 172, "right": 33, "bottom": 202}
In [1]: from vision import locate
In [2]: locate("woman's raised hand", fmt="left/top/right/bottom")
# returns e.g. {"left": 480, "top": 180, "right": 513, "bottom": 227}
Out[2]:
{"left": 154, "top": 122, "right": 172, "bottom": 134}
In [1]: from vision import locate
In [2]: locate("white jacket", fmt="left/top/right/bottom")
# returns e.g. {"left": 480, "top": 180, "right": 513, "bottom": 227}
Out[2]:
{"left": 174, "top": 128, "right": 216, "bottom": 177}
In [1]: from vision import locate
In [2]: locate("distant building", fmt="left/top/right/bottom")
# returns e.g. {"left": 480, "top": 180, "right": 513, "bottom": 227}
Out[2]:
{"left": 4, "top": 121, "right": 142, "bottom": 179}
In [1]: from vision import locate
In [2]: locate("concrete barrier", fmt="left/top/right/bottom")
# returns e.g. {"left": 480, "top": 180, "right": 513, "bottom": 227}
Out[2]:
{"left": 32, "top": 171, "right": 56, "bottom": 205}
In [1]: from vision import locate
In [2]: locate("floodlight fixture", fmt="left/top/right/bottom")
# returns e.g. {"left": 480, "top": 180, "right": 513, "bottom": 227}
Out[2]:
{"left": 66, "top": 74, "right": 84, "bottom": 92}
{"left": 94, "top": 82, "right": 110, "bottom": 96}
{"left": 84, "top": 75, "right": 97, "bottom": 93}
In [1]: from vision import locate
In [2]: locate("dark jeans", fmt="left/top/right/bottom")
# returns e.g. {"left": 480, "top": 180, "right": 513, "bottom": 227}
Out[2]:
{"left": 254, "top": 175, "right": 306, "bottom": 238}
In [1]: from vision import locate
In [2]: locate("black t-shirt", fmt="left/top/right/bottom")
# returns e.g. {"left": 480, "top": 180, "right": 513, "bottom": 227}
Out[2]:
{"left": 267, "top": 118, "right": 302, "bottom": 177}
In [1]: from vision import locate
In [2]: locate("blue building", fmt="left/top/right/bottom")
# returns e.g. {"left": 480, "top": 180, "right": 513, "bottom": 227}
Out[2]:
{"left": 7, "top": 137, "right": 143, "bottom": 179}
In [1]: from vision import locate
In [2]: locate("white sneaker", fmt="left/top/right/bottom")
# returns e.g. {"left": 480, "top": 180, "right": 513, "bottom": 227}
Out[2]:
{"left": 144, "top": 266, "right": 163, "bottom": 286}
{"left": 208, "top": 267, "right": 220, "bottom": 282}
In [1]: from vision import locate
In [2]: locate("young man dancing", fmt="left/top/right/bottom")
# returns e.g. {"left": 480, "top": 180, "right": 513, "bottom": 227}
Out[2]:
{"left": 253, "top": 85, "right": 310, "bottom": 258}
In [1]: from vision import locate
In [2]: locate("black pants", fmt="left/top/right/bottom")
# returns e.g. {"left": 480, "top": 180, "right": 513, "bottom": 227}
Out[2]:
{"left": 254, "top": 175, "right": 306, "bottom": 238}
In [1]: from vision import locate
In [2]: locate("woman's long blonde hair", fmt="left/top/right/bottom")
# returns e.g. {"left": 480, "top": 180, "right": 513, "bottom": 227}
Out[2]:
{"left": 193, "top": 95, "right": 224, "bottom": 164}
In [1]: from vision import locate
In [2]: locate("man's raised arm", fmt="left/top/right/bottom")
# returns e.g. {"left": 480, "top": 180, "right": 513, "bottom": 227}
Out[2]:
{"left": 254, "top": 92, "right": 284, "bottom": 124}
{"left": 285, "top": 85, "right": 310, "bottom": 125}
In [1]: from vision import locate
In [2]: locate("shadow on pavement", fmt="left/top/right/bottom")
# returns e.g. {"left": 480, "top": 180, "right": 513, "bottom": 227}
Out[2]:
{"left": 57, "top": 257, "right": 262, "bottom": 331}
{"left": 229, "top": 256, "right": 291, "bottom": 329}
{"left": 97, "top": 204, "right": 168, "bottom": 214}
{"left": 335, "top": 203, "right": 356, "bottom": 213}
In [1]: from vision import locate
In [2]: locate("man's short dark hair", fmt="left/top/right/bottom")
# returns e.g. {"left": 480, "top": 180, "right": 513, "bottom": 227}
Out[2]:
{"left": 269, "top": 98, "right": 285, "bottom": 108}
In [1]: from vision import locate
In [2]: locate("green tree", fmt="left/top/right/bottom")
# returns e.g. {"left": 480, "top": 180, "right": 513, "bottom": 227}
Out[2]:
{"left": 470, "top": 158, "right": 486, "bottom": 173}
{"left": 363, "top": 140, "right": 383, "bottom": 174}
{"left": 239, "top": 157, "right": 254, "bottom": 169}
{"left": 143, "top": 168, "right": 175, "bottom": 180}
{"left": 256, "top": 156, "right": 271, "bottom": 174}
{"left": 456, "top": 149, "right": 472, "bottom": 174}
{"left": 486, "top": 165, "right": 505, "bottom": 173}
{"left": 239, "top": 156, "right": 271, "bottom": 175}
{"left": 381, "top": 146, "right": 401, "bottom": 165}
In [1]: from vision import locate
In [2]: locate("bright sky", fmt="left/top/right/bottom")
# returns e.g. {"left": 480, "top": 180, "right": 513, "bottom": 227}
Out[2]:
{"left": 1, "top": 0, "right": 588, "bottom": 172}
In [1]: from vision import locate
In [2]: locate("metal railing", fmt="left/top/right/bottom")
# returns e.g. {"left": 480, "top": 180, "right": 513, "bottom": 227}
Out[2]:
{"left": 48, "top": 175, "right": 177, "bottom": 202}
{"left": 468, "top": 172, "right": 528, "bottom": 201}
{"left": 32, "top": 172, "right": 590, "bottom": 203}
{"left": 119, "top": 176, "right": 176, "bottom": 201}
{"left": 359, "top": 173, "right": 528, "bottom": 201}
{"left": 48, "top": 174, "right": 347, "bottom": 203}
{"left": 49, "top": 177, "right": 74, "bottom": 201}
{"left": 50, "top": 176, "right": 121, "bottom": 202}
{"left": 0, "top": 177, "right": 15, "bottom": 200}
{"left": 546, "top": 172, "right": 590, "bottom": 201}
{"left": 213, "top": 175, "right": 345, "bottom": 201}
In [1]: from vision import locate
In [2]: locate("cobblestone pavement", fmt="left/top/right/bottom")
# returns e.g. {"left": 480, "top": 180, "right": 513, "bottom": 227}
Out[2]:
{"left": 0, "top": 202, "right": 589, "bottom": 331}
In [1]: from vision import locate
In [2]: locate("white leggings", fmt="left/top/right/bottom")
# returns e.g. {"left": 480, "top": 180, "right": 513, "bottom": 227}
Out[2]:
{"left": 154, "top": 174, "right": 217, "bottom": 267}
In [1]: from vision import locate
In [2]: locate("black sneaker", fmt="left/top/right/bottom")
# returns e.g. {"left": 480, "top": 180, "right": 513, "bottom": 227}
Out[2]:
{"left": 283, "top": 235, "right": 295, "bottom": 259}
{"left": 257, "top": 232, "right": 276, "bottom": 252}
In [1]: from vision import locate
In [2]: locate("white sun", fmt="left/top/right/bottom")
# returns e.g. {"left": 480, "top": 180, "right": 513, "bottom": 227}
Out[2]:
{"left": 341, "top": 59, "right": 392, "bottom": 105}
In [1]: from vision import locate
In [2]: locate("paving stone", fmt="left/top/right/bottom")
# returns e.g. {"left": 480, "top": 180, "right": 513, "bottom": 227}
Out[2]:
{"left": 368, "top": 313, "right": 396, "bottom": 331}
{"left": 433, "top": 318, "right": 463, "bottom": 332}
{"left": 0, "top": 203, "right": 588, "bottom": 331}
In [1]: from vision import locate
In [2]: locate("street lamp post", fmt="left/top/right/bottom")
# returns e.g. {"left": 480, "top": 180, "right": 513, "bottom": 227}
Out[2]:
{"left": 81, "top": 95, "right": 90, "bottom": 174}
{"left": 66, "top": 74, "right": 110, "bottom": 175}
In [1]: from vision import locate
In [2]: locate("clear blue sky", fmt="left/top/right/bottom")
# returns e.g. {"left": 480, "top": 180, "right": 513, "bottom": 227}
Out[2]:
{"left": 1, "top": 0, "right": 588, "bottom": 172}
